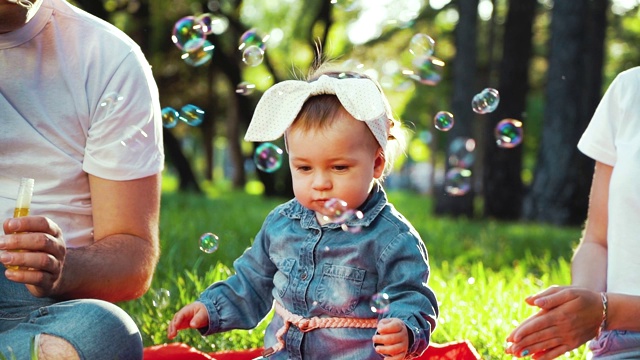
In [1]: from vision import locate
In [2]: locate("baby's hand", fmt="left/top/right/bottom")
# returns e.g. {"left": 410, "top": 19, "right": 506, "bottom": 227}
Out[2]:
{"left": 372, "top": 318, "right": 409, "bottom": 359}
{"left": 167, "top": 301, "right": 209, "bottom": 339}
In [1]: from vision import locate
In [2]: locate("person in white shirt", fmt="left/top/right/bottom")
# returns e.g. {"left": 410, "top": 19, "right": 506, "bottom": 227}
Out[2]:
{"left": 506, "top": 67, "right": 640, "bottom": 359}
{"left": 0, "top": 0, "right": 164, "bottom": 358}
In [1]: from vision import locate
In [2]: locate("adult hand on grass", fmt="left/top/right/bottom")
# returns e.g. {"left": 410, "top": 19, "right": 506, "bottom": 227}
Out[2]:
{"left": 372, "top": 318, "right": 409, "bottom": 359}
{"left": 168, "top": 301, "right": 210, "bottom": 339}
{"left": 505, "top": 286, "right": 602, "bottom": 360}
{"left": 0, "top": 216, "right": 66, "bottom": 298}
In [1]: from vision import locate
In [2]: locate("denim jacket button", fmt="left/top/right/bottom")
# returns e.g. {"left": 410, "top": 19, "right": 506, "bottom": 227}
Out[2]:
{"left": 301, "top": 272, "right": 308, "bottom": 280}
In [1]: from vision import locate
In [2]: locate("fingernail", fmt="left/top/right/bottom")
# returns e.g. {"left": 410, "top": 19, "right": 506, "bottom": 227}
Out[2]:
{"left": 521, "top": 349, "right": 529, "bottom": 356}
{"left": 0, "top": 251, "right": 11, "bottom": 263}
{"left": 7, "top": 219, "right": 19, "bottom": 232}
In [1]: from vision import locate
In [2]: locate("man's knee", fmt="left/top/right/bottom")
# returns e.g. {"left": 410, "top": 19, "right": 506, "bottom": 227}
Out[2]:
{"left": 38, "top": 334, "right": 80, "bottom": 360}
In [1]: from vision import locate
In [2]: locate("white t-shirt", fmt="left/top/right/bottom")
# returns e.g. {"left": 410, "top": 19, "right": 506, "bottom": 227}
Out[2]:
{"left": 577, "top": 67, "right": 640, "bottom": 296}
{"left": 0, "top": 0, "right": 164, "bottom": 247}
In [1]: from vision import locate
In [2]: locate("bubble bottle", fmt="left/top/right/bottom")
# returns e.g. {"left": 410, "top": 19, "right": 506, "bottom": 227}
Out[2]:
{"left": 5, "top": 177, "right": 34, "bottom": 269}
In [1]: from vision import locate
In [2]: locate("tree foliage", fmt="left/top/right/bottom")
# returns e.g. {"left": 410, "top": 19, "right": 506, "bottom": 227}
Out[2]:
{"left": 77, "top": 0, "right": 640, "bottom": 224}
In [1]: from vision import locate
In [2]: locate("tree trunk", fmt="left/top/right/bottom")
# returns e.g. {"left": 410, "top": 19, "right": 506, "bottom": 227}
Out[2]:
{"left": 434, "top": 0, "right": 479, "bottom": 218}
{"left": 163, "top": 129, "right": 201, "bottom": 192}
{"left": 482, "top": 0, "right": 537, "bottom": 220}
{"left": 523, "top": 0, "right": 592, "bottom": 225}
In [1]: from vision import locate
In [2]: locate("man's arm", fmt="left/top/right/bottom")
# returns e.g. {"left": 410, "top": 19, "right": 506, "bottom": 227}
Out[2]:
{"left": 57, "top": 173, "right": 161, "bottom": 302}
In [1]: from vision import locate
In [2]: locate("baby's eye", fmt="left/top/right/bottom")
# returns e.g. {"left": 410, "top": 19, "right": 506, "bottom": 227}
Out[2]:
{"left": 297, "top": 166, "right": 312, "bottom": 172}
{"left": 333, "top": 165, "right": 349, "bottom": 171}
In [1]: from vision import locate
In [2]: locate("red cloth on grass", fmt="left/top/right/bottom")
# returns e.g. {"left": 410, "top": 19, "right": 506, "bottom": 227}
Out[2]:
{"left": 143, "top": 340, "right": 481, "bottom": 359}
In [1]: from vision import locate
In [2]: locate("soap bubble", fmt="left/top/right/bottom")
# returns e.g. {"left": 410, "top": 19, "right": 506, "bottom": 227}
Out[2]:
{"left": 152, "top": 288, "right": 171, "bottom": 310}
{"left": 322, "top": 198, "right": 364, "bottom": 233}
{"left": 235, "top": 81, "right": 256, "bottom": 96}
{"left": 179, "top": 104, "right": 204, "bottom": 126}
{"left": 96, "top": 92, "right": 124, "bottom": 119}
{"left": 181, "top": 40, "right": 214, "bottom": 67}
{"left": 472, "top": 88, "right": 500, "bottom": 114}
{"left": 448, "top": 137, "right": 476, "bottom": 169}
{"left": 195, "top": 13, "right": 215, "bottom": 35}
{"left": 171, "top": 16, "right": 206, "bottom": 52}
{"left": 444, "top": 167, "right": 472, "bottom": 196}
{"left": 409, "top": 33, "right": 436, "bottom": 57}
{"left": 330, "top": 0, "right": 360, "bottom": 12}
{"left": 238, "top": 28, "right": 267, "bottom": 51}
{"left": 434, "top": 111, "right": 454, "bottom": 131}
{"left": 199, "top": 232, "right": 219, "bottom": 254}
{"left": 495, "top": 119, "right": 523, "bottom": 148}
{"left": 119, "top": 125, "right": 147, "bottom": 152}
{"left": 207, "top": 15, "right": 229, "bottom": 35}
{"left": 242, "top": 45, "right": 264, "bottom": 66}
{"left": 370, "top": 292, "right": 390, "bottom": 314}
{"left": 254, "top": 143, "right": 284, "bottom": 173}
{"left": 161, "top": 107, "right": 180, "bottom": 128}
{"left": 405, "top": 56, "right": 445, "bottom": 86}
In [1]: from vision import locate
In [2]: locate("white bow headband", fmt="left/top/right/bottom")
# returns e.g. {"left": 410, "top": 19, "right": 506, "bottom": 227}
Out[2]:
{"left": 244, "top": 75, "right": 390, "bottom": 150}
{"left": 7, "top": 0, "right": 34, "bottom": 9}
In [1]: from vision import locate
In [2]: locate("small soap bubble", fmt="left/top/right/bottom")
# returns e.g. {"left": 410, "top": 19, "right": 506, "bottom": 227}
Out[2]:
{"left": 235, "top": 81, "right": 256, "bottom": 96}
{"left": 405, "top": 55, "right": 445, "bottom": 86}
{"left": 323, "top": 198, "right": 351, "bottom": 224}
{"left": 434, "top": 111, "right": 454, "bottom": 131}
{"left": 182, "top": 40, "right": 215, "bottom": 67}
{"left": 238, "top": 28, "right": 267, "bottom": 51}
{"left": 495, "top": 119, "right": 523, "bottom": 148}
{"left": 341, "top": 58, "right": 364, "bottom": 71}
{"left": 448, "top": 137, "right": 476, "bottom": 169}
{"left": 242, "top": 45, "right": 264, "bottom": 66}
{"left": 96, "top": 92, "right": 124, "bottom": 119}
{"left": 195, "top": 13, "right": 215, "bottom": 35}
{"left": 444, "top": 167, "right": 472, "bottom": 196}
{"left": 472, "top": 88, "right": 500, "bottom": 114}
{"left": 171, "top": 16, "right": 206, "bottom": 52}
{"left": 152, "top": 288, "right": 171, "bottom": 309}
{"left": 409, "top": 33, "right": 436, "bottom": 57}
{"left": 199, "top": 232, "right": 220, "bottom": 254}
{"left": 254, "top": 143, "right": 283, "bottom": 173}
{"left": 161, "top": 107, "right": 180, "bottom": 128}
{"left": 179, "top": 104, "right": 205, "bottom": 127}
{"left": 370, "top": 292, "right": 390, "bottom": 314}
{"left": 330, "top": 0, "right": 360, "bottom": 12}
{"left": 340, "top": 210, "right": 364, "bottom": 233}
{"left": 208, "top": 15, "right": 229, "bottom": 35}
{"left": 119, "top": 125, "right": 147, "bottom": 152}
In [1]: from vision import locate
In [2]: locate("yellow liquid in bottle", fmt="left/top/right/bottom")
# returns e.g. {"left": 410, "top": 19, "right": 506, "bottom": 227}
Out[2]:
{"left": 13, "top": 207, "right": 29, "bottom": 218}
{"left": 5, "top": 207, "right": 30, "bottom": 270}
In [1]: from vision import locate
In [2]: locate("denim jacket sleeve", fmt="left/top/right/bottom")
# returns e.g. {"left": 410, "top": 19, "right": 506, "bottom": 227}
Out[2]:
{"left": 377, "top": 229, "right": 439, "bottom": 358}
{"left": 197, "top": 208, "right": 280, "bottom": 335}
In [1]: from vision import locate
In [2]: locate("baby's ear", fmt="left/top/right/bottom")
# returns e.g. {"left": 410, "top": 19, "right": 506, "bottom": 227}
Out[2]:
{"left": 373, "top": 149, "right": 386, "bottom": 179}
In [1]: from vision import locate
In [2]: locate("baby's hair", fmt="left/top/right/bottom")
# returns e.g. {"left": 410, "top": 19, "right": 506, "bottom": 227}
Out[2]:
{"left": 289, "top": 64, "right": 408, "bottom": 179}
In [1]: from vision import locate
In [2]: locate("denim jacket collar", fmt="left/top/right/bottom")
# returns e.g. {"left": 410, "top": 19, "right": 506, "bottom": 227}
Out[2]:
{"left": 279, "top": 181, "right": 387, "bottom": 231}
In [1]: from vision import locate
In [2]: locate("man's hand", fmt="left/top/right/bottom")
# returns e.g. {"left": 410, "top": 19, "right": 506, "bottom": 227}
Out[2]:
{"left": 0, "top": 216, "right": 66, "bottom": 297}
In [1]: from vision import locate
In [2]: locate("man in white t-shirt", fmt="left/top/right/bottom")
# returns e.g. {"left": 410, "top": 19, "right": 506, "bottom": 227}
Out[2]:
{"left": 0, "top": 0, "right": 164, "bottom": 358}
{"left": 506, "top": 67, "right": 640, "bottom": 359}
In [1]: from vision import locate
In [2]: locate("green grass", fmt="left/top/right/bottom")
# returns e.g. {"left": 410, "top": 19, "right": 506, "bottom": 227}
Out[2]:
{"left": 119, "top": 188, "right": 589, "bottom": 359}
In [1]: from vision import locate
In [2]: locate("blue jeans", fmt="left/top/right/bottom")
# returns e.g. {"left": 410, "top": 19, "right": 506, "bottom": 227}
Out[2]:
{"left": 589, "top": 330, "right": 640, "bottom": 359}
{"left": 0, "top": 272, "right": 143, "bottom": 359}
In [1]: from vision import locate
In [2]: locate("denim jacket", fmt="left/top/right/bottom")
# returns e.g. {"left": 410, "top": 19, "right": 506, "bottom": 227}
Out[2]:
{"left": 198, "top": 183, "right": 439, "bottom": 359}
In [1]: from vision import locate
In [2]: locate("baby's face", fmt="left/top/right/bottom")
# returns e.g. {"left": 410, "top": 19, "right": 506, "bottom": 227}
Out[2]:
{"left": 287, "top": 110, "right": 385, "bottom": 222}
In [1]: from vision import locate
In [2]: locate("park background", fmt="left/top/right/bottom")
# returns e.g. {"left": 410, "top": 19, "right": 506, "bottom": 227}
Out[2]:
{"left": 72, "top": 0, "right": 639, "bottom": 358}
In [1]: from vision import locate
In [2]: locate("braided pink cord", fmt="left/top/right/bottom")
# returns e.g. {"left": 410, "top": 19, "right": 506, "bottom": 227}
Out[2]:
{"left": 261, "top": 302, "right": 378, "bottom": 357}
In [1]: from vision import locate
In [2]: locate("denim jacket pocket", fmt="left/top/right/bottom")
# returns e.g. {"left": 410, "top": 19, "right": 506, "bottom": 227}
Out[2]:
{"left": 274, "top": 258, "right": 296, "bottom": 298}
{"left": 316, "top": 264, "right": 366, "bottom": 316}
